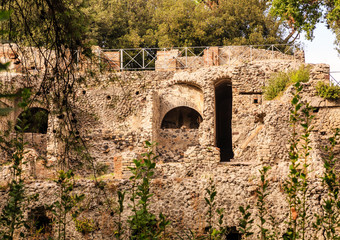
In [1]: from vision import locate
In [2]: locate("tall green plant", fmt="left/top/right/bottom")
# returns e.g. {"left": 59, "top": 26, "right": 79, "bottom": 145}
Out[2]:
{"left": 114, "top": 190, "right": 125, "bottom": 240}
{"left": 313, "top": 128, "right": 340, "bottom": 239}
{"left": 49, "top": 170, "right": 85, "bottom": 240}
{"left": 128, "top": 141, "right": 169, "bottom": 239}
{"left": 204, "top": 178, "right": 226, "bottom": 240}
{"left": 0, "top": 10, "right": 10, "bottom": 72}
{"left": 238, "top": 205, "right": 254, "bottom": 240}
{"left": 256, "top": 166, "right": 271, "bottom": 240}
{"left": 0, "top": 88, "right": 38, "bottom": 240}
{"left": 283, "top": 82, "right": 314, "bottom": 240}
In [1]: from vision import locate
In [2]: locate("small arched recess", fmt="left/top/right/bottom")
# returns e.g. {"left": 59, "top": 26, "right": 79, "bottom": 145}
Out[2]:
{"left": 16, "top": 108, "right": 49, "bottom": 134}
{"left": 161, "top": 106, "right": 203, "bottom": 129}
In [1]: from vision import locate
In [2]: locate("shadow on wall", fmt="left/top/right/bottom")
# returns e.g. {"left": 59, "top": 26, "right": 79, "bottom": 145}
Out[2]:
{"left": 16, "top": 107, "right": 49, "bottom": 134}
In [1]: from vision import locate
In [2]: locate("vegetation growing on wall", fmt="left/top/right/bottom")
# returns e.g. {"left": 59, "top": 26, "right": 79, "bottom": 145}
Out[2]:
{"left": 0, "top": 1, "right": 340, "bottom": 239}
{"left": 264, "top": 65, "right": 310, "bottom": 100}
{"left": 315, "top": 81, "right": 340, "bottom": 100}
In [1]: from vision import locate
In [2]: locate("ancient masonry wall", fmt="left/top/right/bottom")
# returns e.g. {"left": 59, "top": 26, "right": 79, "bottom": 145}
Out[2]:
{"left": 0, "top": 46, "right": 339, "bottom": 238}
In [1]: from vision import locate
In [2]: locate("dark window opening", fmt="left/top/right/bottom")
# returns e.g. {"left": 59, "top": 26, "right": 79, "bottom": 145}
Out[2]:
{"left": 16, "top": 108, "right": 49, "bottom": 134}
{"left": 161, "top": 106, "right": 202, "bottom": 129}
{"left": 29, "top": 206, "right": 52, "bottom": 235}
{"left": 226, "top": 227, "right": 242, "bottom": 240}
{"left": 253, "top": 98, "right": 258, "bottom": 104}
{"left": 215, "top": 82, "right": 234, "bottom": 161}
{"left": 313, "top": 107, "right": 319, "bottom": 113}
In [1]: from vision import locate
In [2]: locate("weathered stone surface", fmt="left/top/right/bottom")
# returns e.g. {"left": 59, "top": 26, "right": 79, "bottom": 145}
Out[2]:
{"left": 0, "top": 46, "right": 339, "bottom": 239}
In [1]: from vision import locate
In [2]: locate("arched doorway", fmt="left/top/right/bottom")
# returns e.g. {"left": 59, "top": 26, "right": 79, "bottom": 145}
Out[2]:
{"left": 215, "top": 81, "right": 233, "bottom": 161}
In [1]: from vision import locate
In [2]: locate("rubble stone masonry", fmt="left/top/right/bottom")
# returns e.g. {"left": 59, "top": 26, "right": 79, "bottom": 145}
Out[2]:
{"left": 0, "top": 45, "right": 339, "bottom": 239}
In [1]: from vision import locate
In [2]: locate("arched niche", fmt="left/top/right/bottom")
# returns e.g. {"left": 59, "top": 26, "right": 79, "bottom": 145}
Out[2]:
{"left": 159, "top": 83, "right": 204, "bottom": 124}
{"left": 16, "top": 108, "right": 49, "bottom": 134}
{"left": 215, "top": 80, "right": 234, "bottom": 162}
{"left": 161, "top": 106, "right": 203, "bottom": 129}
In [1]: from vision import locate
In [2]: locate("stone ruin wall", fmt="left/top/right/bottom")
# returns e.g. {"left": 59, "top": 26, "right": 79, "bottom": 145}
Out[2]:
{"left": 0, "top": 45, "right": 340, "bottom": 239}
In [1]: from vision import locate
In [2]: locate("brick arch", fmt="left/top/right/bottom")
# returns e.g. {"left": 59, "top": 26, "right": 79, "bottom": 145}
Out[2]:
{"left": 159, "top": 82, "right": 204, "bottom": 129}
{"left": 167, "top": 80, "right": 203, "bottom": 91}
{"left": 214, "top": 77, "right": 232, "bottom": 87}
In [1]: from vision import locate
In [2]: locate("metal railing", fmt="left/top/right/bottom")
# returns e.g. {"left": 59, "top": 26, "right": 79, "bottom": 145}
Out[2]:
{"left": 95, "top": 44, "right": 300, "bottom": 71}
{"left": 0, "top": 44, "right": 301, "bottom": 73}
{"left": 330, "top": 72, "right": 340, "bottom": 86}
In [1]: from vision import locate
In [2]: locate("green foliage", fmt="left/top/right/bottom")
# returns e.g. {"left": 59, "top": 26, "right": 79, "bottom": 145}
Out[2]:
{"left": 128, "top": 141, "right": 169, "bottom": 239}
{"left": 270, "top": 0, "right": 340, "bottom": 50}
{"left": 283, "top": 82, "right": 314, "bottom": 240}
{"left": 114, "top": 190, "right": 126, "bottom": 239}
{"left": 85, "top": 0, "right": 287, "bottom": 48}
{"left": 0, "top": 88, "right": 38, "bottom": 240}
{"left": 270, "top": 0, "right": 322, "bottom": 40}
{"left": 256, "top": 166, "right": 271, "bottom": 240}
{"left": 0, "top": 10, "right": 10, "bottom": 72}
{"left": 264, "top": 65, "right": 310, "bottom": 100}
{"left": 15, "top": 108, "right": 49, "bottom": 134}
{"left": 315, "top": 81, "right": 340, "bottom": 100}
{"left": 74, "top": 217, "right": 97, "bottom": 234}
{"left": 204, "top": 178, "right": 226, "bottom": 239}
{"left": 313, "top": 128, "right": 340, "bottom": 239}
{"left": 264, "top": 72, "right": 290, "bottom": 100}
{"left": 238, "top": 205, "right": 254, "bottom": 239}
{"left": 49, "top": 170, "right": 85, "bottom": 240}
{"left": 2, "top": 0, "right": 89, "bottom": 50}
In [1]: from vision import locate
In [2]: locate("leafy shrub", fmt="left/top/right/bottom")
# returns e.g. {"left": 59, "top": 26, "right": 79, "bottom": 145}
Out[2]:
{"left": 264, "top": 65, "right": 310, "bottom": 100}
{"left": 315, "top": 81, "right": 340, "bottom": 100}
{"left": 264, "top": 72, "right": 290, "bottom": 100}
{"left": 289, "top": 65, "right": 310, "bottom": 84}
{"left": 74, "top": 217, "right": 97, "bottom": 234}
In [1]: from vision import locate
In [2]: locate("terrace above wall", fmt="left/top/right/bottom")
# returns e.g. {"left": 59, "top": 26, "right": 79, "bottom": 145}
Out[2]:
{"left": 95, "top": 45, "right": 305, "bottom": 71}
{"left": 0, "top": 44, "right": 304, "bottom": 74}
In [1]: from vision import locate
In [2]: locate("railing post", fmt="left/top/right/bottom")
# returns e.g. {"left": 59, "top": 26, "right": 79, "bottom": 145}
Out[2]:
{"left": 271, "top": 45, "right": 274, "bottom": 59}
{"left": 142, "top": 48, "right": 145, "bottom": 69}
{"left": 185, "top": 47, "right": 188, "bottom": 68}
{"left": 120, "top": 49, "right": 123, "bottom": 70}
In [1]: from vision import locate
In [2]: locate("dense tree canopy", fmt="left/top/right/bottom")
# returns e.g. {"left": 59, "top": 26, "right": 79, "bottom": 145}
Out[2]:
{"left": 271, "top": 0, "right": 340, "bottom": 50}
{"left": 1, "top": 0, "right": 88, "bottom": 50}
{"left": 5, "top": 0, "right": 329, "bottom": 49}
{"left": 84, "top": 0, "right": 288, "bottom": 48}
